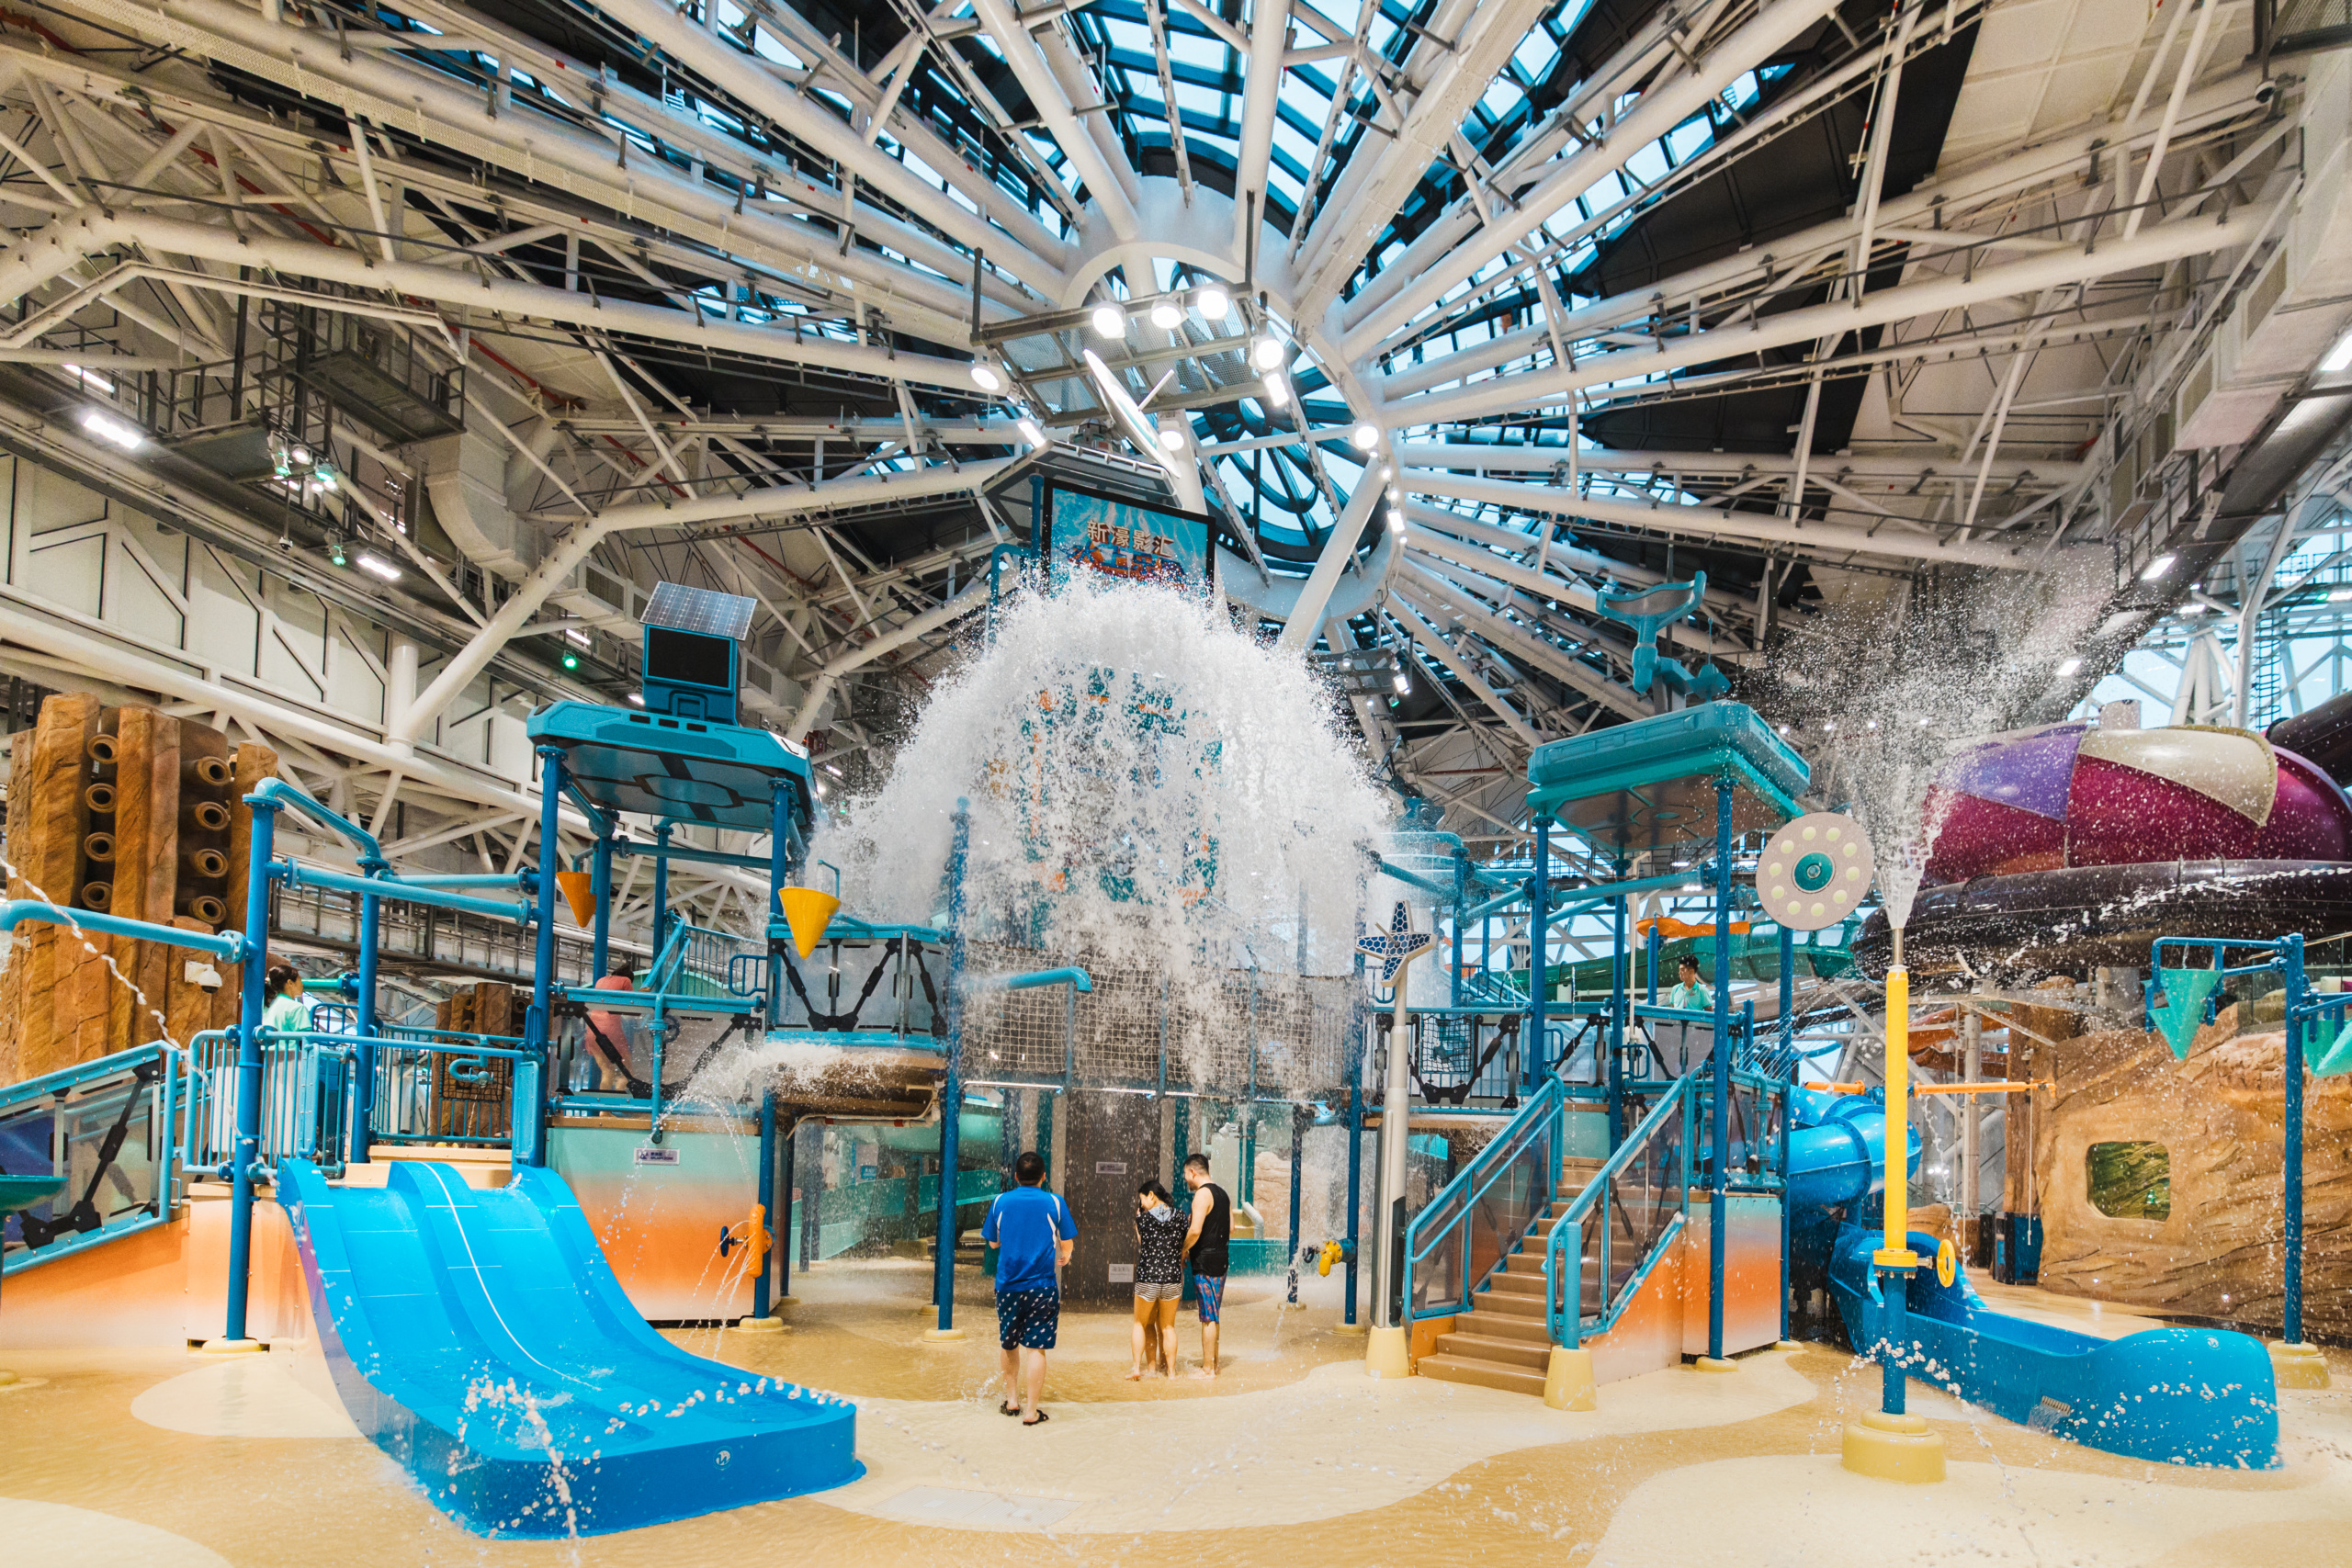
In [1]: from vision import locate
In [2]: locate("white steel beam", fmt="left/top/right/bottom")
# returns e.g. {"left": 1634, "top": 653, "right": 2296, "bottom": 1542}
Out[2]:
{"left": 1389, "top": 597, "right": 1542, "bottom": 747}
{"left": 970, "top": 0, "right": 1142, "bottom": 239}
{"left": 1273, "top": 479, "right": 1386, "bottom": 652}
{"left": 786, "top": 580, "right": 994, "bottom": 741}
{"left": 1388, "top": 209, "right": 2268, "bottom": 427}
{"left": 1230, "top": 0, "right": 1293, "bottom": 261}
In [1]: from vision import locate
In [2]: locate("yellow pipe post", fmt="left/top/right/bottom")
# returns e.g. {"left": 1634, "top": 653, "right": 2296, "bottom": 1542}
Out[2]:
{"left": 1843, "top": 941, "right": 1945, "bottom": 1482}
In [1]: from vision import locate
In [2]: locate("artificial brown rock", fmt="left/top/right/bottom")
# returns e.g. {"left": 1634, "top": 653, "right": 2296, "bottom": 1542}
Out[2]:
{"left": 2032, "top": 1003, "right": 2352, "bottom": 1336}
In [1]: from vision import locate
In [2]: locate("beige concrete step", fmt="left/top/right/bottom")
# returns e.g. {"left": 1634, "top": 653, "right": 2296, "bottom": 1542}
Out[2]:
{"left": 1455, "top": 1305, "right": 1551, "bottom": 1343}
{"left": 1473, "top": 1284, "right": 1546, "bottom": 1318}
{"left": 1433, "top": 1330, "right": 1550, "bottom": 1371}
{"left": 1417, "top": 1353, "right": 1547, "bottom": 1397}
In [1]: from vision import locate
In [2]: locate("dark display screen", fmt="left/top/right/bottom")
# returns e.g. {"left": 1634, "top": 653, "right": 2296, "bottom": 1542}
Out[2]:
{"left": 645, "top": 626, "right": 733, "bottom": 690}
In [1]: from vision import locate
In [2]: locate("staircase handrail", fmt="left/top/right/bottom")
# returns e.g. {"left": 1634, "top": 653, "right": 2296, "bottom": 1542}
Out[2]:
{"left": 1401, "top": 1075, "right": 1565, "bottom": 1322}
{"left": 1, "top": 1037, "right": 204, "bottom": 1274}
{"left": 1544, "top": 1073, "right": 1693, "bottom": 1347}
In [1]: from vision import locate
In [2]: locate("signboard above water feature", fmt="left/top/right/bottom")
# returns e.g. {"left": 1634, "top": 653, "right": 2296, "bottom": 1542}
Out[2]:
{"left": 1036, "top": 478, "right": 1217, "bottom": 593}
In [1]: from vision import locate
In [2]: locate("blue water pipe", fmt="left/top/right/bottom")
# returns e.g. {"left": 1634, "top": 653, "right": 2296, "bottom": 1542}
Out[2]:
{"left": 283, "top": 863, "right": 533, "bottom": 924}
{"left": 248, "top": 777, "right": 384, "bottom": 868}
{"left": 1707, "top": 773, "right": 1732, "bottom": 1364}
{"left": 222, "top": 794, "right": 280, "bottom": 1346}
{"left": 0, "top": 900, "right": 242, "bottom": 958}
{"left": 1528, "top": 817, "right": 1550, "bottom": 1093}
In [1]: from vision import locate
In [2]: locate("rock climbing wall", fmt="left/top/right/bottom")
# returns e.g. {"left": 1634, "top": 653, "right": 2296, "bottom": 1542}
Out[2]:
{"left": 2031, "top": 1005, "right": 2352, "bottom": 1336}
{"left": 0, "top": 694, "right": 277, "bottom": 1084}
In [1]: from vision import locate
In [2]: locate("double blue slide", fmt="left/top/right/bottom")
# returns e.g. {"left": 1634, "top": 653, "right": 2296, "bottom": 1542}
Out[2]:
{"left": 278, "top": 1160, "right": 861, "bottom": 1537}
{"left": 1782, "top": 1089, "right": 2279, "bottom": 1469}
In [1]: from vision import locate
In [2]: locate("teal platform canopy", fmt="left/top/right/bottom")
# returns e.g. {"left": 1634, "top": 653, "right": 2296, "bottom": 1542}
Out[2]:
{"left": 1526, "top": 704, "right": 1809, "bottom": 856}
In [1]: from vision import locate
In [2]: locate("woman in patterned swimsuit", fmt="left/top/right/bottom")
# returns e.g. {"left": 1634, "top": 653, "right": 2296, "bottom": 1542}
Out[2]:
{"left": 1128, "top": 1179, "right": 1186, "bottom": 1379}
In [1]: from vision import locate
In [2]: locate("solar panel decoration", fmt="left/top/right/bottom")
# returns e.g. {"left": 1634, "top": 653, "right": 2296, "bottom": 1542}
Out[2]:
{"left": 640, "top": 582, "right": 756, "bottom": 724}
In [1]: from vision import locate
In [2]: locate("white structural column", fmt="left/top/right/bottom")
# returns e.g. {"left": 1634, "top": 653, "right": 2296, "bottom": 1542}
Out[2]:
{"left": 1230, "top": 0, "right": 1294, "bottom": 260}
{"left": 1274, "top": 481, "right": 1387, "bottom": 652}
{"left": 970, "top": 0, "right": 1142, "bottom": 239}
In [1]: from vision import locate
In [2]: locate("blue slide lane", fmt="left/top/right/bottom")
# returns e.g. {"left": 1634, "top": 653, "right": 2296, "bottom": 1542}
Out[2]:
{"left": 1783, "top": 1092, "right": 2278, "bottom": 1469}
{"left": 278, "top": 1159, "right": 861, "bottom": 1537}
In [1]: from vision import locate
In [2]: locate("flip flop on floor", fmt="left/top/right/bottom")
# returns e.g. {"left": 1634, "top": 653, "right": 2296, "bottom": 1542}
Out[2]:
{"left": 1022, "top": 1409, "right": 1050, "bottom": 1426}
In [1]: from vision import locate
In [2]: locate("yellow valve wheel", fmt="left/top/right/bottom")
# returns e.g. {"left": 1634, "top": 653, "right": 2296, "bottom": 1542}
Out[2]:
{"left": 1935, "top": 1237, "right": 1957, "bottom": 1289}
{"left": 1317, "top": 1240, "right": 1343, "bottom": 1277}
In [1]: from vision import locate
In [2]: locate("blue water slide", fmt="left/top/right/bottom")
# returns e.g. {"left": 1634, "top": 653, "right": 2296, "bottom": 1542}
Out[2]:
{"left": 1781, "top": 1092, "right": 2278, "bottom": 1469}
{"left": 278, "top": 1160, "right": 861, "bottom": 1537}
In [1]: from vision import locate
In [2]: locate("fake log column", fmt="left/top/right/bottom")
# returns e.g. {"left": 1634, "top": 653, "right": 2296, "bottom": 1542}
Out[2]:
{"left": 0, "top": 694, "right": 277, "bottom": 1083}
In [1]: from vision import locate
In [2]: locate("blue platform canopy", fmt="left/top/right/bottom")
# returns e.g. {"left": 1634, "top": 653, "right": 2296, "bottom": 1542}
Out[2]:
{"left": 1526, "top": 704, "right": 1809, "bottom": 856}
{"left": 526, "top": 700, "right": 813, "bottom": 833}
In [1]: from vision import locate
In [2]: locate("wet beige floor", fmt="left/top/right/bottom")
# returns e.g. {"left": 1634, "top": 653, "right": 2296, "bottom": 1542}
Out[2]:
{"left": 3, "top": 1262, "right": 2348, "bottom": 1566}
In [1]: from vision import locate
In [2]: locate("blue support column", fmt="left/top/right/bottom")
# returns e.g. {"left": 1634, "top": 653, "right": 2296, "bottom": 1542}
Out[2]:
{"left": 767, "top": 780, "right": 792, "bottom": 1022}
{"left": 932, "top": 800, "right": 971, "bottom": 1335}
{"left": 2283, "top": 932, "right": 2307, "bottom": 1347}
{"left": 590, "top": 832, "right": 613, "bottom": 977}
{"left": 1780, "top": 922, "right": 1795, "bottom": 1343}
{"left": 1286, "top": 1104, "right": 1306, "bottom": 1303}
{"left": 1343, "top": 1079, "right": 1363, "bottom": 1325}
{"left": 1609, "top": 856, "right": 1628, "bottom": 1149}
{"left": 221, "top": 796, "right": 279, "bottom": 1345}
{"left": 349, "top": 879, "right": 381, "bottom": 1164}
{"left": 651, "top": 821, "right": 673, "bottom": 963}
{"left": 1879, "top": 1261, "right": 1910, "bottom": 1414}
{"left": 1527, "top": 817, "right": 1550, "bottom": 1092}
{"left": 1450, "top": 848, "right": 1465, "bottom": 1007}
{"left": 1706, "top": 773, "right": 1733, "bottom": 1365}
{"left": 517, "top": 746, "right": 563, "bottom": 1169}
{"left": 1646, "top": 922, "right": 1661, "bottom": 1004}
{"left": 753, "top": 1090, "right": 777, "bottom": 1319}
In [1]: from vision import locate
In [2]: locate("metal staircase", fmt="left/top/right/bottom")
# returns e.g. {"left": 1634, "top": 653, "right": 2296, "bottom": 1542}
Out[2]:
{"left": 1418, "top": 1153, "right": 1604, "bottom": 1394}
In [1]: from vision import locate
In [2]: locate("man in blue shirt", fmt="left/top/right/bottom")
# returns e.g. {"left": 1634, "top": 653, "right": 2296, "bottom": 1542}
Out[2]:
{"left": 980, "top": 1150, "right": 1074, "bottom": 1425}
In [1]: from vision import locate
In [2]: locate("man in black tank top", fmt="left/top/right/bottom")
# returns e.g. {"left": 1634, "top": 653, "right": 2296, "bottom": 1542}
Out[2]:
{"left": 1182, "top": 1153, "right": 1231, "bottom": 1378}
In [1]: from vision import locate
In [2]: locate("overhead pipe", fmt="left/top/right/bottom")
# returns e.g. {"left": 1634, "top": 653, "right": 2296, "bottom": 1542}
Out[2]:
{"left": 395, "top": 461, "right": 1007, "bottom": 747}
{"left": 787, "top": 579, "right": 995, "bottom": 740}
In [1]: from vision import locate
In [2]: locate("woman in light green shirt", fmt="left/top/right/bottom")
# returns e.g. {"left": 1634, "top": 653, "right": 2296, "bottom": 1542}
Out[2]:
{"left": 260, "top": 964, "right": 307, "bottom": 1034}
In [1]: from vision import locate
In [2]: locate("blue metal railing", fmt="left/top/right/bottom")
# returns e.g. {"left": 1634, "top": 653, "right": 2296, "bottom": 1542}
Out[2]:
{"left": 1544, "top": 1076, "right": 1694, "bottom": 1347}
{"left": 2, "top": 1039, "right": 201, "bottom": 1275}
{"left": 1402, "top": 1077, "right": 1566, "bottom": 1321}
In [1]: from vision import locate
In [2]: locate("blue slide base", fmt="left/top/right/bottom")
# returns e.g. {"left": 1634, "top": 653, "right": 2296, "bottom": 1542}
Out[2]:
{"left": 1828, "top": 1224, "right": 2278, "bottom": 1470}
{"left": 279, "top": 1159, "right": 861, "bottom": 1538}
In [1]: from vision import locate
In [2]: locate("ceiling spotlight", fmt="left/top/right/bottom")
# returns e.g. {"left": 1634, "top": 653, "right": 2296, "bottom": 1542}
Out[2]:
{"left": 2140, "top": 552, "right": 2177, "bottom": 581}
{"left": 1385, "top": 510, "right": 1404, "bottom": 530}
{"left": 1392, "top": 671, "right": 1410, "bottom": 694}
{"left": 1379, "top": 465, "right": 1395, "bottom": 481}
{"left": 1017, "top": 417, "right": 1046, "bottom": 446}
{"left": 1351, "top": 423, "right": 1381, "bottom": 450}
{"left": 289, "top": 444, "right": 311, "bottom": 466}
{"left": 1193, "top": 283, "right": 1231, "bottom": 321}
{"left": 1090, "top": 302, "right": 1127, "bottom": 339}
{"left": 970, "top": 363, "right": 1003, "bottom": 392}
{"left": 1157, "top": 424, "right": 1187, "bottom": 452}
{"left": 1388, "top": 486, "right": 1402, "bottom": 502}
{"left": 356, "top": 553, "right": 401, "bottom": 582}
{"left": 1261, "top": 374, "right": 1290, "bottom": 405}
{"left": 79, "top": 408, "right": 144, "bottom": 451}
{"left": 1148, "top": 299, "right": 1184, "bottom": 330}
{"left": 2057, "top": 656, "right": 2084, "bottom": 677}
{"left": 628, "top": 692, "right": 645, "bottom": 706}
{"left": 1252, "top": 335, "right": 1284, "bottom": 370}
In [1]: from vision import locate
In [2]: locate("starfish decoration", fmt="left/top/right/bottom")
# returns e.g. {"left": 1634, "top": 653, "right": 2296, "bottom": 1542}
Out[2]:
{"left": 1356, "top": 900, "right": 1435, "bottom": 986}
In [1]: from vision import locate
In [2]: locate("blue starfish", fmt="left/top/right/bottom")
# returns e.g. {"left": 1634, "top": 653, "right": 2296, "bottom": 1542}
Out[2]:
{"left": 1356, "top": 900, "right": 1434, "bottom": 986}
